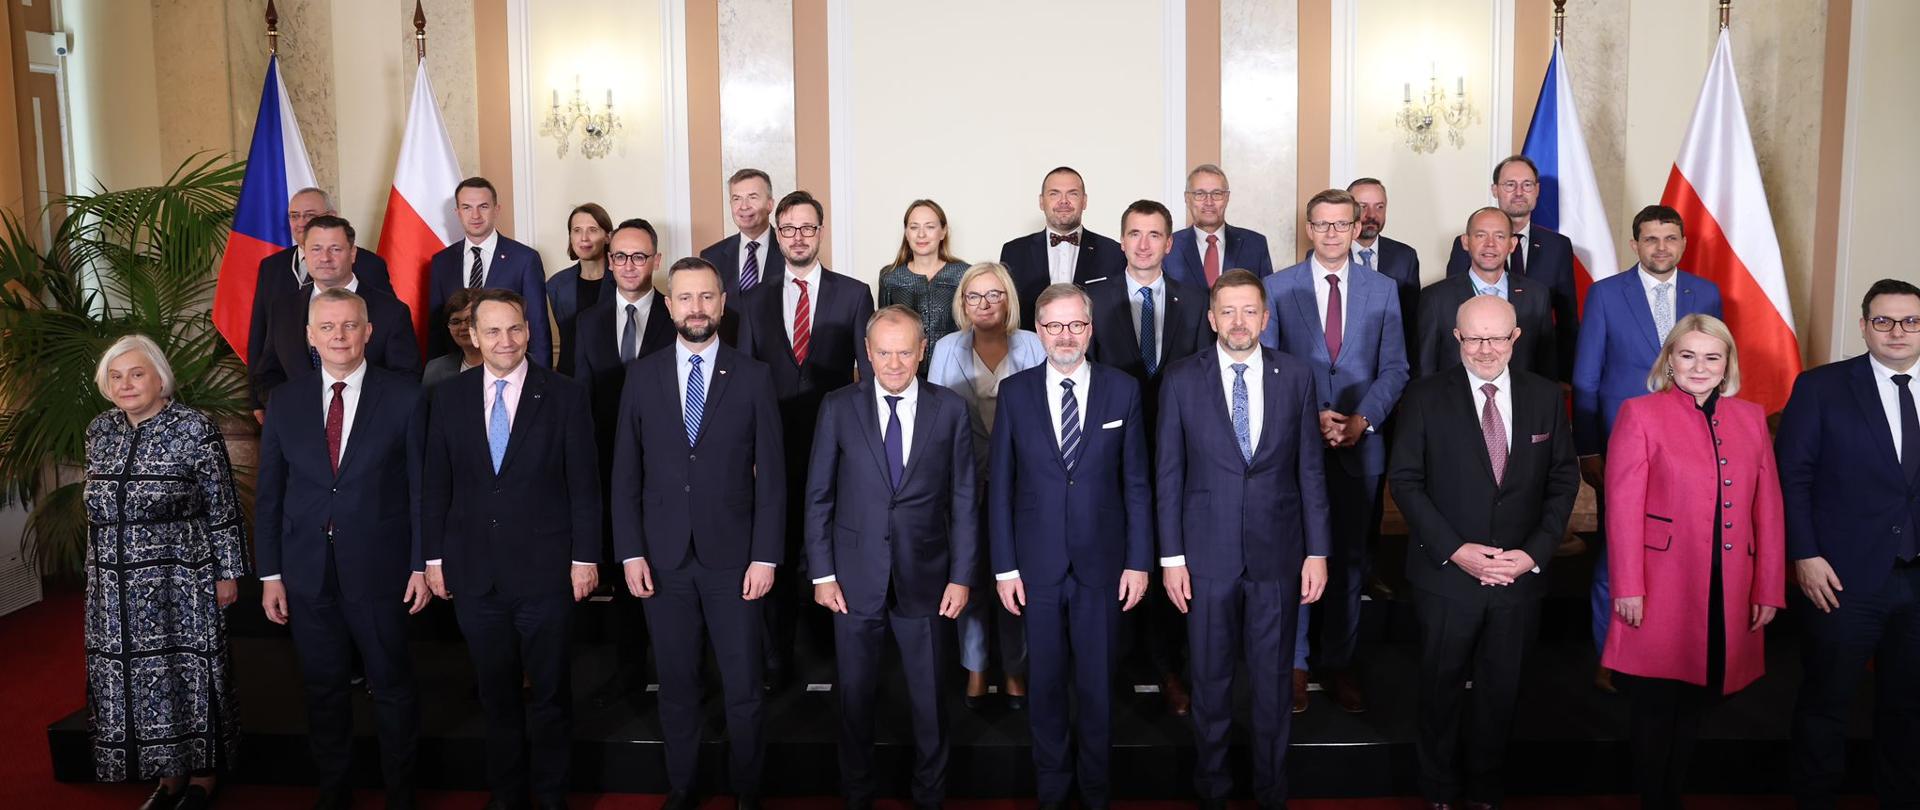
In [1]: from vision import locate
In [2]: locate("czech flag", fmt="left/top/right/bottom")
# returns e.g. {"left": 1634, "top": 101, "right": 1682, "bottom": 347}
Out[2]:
{"left": 1519, "top": 39, "right": 1617, "bottom": 312}
{"left": 1660, "top": 29, "right": 1801, "bottom": 414}
{"left": 211, "top": 55, "right": 316, "bottom": 362}
{"left": 376, "top": 61, "right": 462, "bottom": 351}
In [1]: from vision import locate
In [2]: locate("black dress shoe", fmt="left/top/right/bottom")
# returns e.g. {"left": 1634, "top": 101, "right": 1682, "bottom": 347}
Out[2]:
{"left": 137, "top": 784, "right": 182, "bottom": 810}
{"left": 384, "top": 790, "right": 418, "bottom": 810}
{"left": 963, "top": 692, "right": 988, "bottom": 711}
{"left": 1005, "top": 694, "right": 1026, "bottom": 711}
{"left": 534, "top": 796, "right": 569, "bottom": 810}
{"left": 661, "top": 791, "right": 699, "bottom": 810}
{"left": 174, "top": 785, "right": 214, "bottom": 810}
{"left": 482, "top": 797, "right": 527, "bottom": 810}
{"left": 1036, "top": 802, "right": 1065, "bottom": 810}
{"left": 1198, "top": 798, "right": 1230, "bottom": 810}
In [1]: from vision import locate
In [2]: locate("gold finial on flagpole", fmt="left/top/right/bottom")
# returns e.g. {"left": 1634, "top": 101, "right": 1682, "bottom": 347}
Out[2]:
{"left": 266, "top": 0, "right": 280, "bottom": 55}
{"left": 1719, "top": 0, "right": 1732, "bottom": 30}
{"left": 414, "top": 0, "right": 428, "bottom": 61}
{"left": 1554, "top": 0, "right": 1566, "bottom": 41}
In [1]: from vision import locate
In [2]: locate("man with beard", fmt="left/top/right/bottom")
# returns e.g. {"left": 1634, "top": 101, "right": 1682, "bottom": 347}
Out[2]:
{"left": 613, "top": 257, "right": 786, "bottom": 810}
{"left": 1164, "top": 164, "right": 1275, "bottom": 289}
{"left": 999, "top": 166, "right": 1128, "bottom": 329}
{"left": 1347, "top": 178, "right": 1421, "bottom": 358}
{"left": 1447, "top": 156, "right": 1579, "bottom": 378}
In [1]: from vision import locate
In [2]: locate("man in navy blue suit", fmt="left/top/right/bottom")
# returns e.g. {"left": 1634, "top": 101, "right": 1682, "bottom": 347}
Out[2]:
{"left": 426, "top": 177, "right": 553, "bottom": 367}
{"left": 1261, "top": 188, "right": 1409, "bottom": 714}
{"left": 698, "top": 168, "right": 785, "bottom": 297}
{"left": 737, "top": 190, "right": 875, "bottom": 689}
{"left": 990, "top": 283, "right": 1152, "bottom": 810}
{"left": 1347, "top": 178, "right": 1421, "bottom": 357}
{"left": 248, "top": 187, "right": 393, "bottom": 421}
{"left": 1414, "top": 208, "right": 1557, "bottom": 381}
{"left": 1572, "top": 205, "right": 1722, "bottom": 687}
{"left": 256, "top": 287, "right": 431, "bottom": 810}
{"left": 252, "top": 216, "right": 420, "bottom": 407}
{"left": 1780, "top": 279, "right": 1920, "bottom": 808}
{"left": 1446, "top": 156, "right": 1580, "bottom": 378}
{"left": 613, "top": 257, "right": 786, "bottom": 810}
{"left": 805, "top": 306, "right": 977, "bottom": 810}
{"left": 999, "top": 166, "right": 1128, "bottom": 329}
{"left": 421, "top": 288, "right": 600, "bottom": 810}
{"left": 1165, "top": 164, "right": 1275, "bottom": 289}
{"left": 1158, "top": 269, "right": 1329, "bottom": 810}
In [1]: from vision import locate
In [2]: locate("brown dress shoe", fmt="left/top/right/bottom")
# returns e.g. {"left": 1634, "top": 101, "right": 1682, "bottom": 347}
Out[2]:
{"left": 1164, "top": 673, "right": 1191, "bottom": 717}
{"left": 1292, "top": 668, "right": 1309, "bottom": 714}
{"left": 1593, "top": 665, "right": 1618, "bottom": 694}
{"left": 1329, "top": 669, "right": 1367, "bottom": 713}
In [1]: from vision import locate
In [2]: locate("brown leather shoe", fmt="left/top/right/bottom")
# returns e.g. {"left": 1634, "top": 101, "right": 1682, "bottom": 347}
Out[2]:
{"left": 1292, "top": 668, "right": 1309, "bottom": 714}
{"left": 1593, "top": 665, "right": 1618, "bottom": 694}
{"left": 1164, "top": 673, "right": 1191, "bottom": 717}
{"left": 1329, "top": 669, "right": 1367, "bottom": 713}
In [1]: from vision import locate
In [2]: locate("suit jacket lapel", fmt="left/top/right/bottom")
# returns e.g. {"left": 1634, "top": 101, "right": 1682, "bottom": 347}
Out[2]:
{"left": 1452, "top": 368, "right": 1500, "bottom": 486}
{"left": 900, "top": 385, "right": 940, "bottom": 485}
{"left": 758, "top": 281, "right": 797, "bottom": 364}
{"left": 1077, "top": 238, "right": 1102, "bottom": 282}
{"left": 699, "top": 347, "right": 736, "bottom": 445}
{"left": 643, "top": 295, "right": 677, "bottom": 354}
{"left": 854, "top": 381, "right": 891, "bottom": 485}
{"left": 1287, "top": 272, "right": 1330, "bottom": 366}
{"left": 1497, "top": 376, "right": 1533, "bottom": 492}
{"left": 497, "top": 365, "right": 546, "bottom": 475}
{"left": 1850, "top": 358, "right": 1904, "bottom": 476}
{"left": 1623, "top": 272, "right": 1663, "bottom": 354}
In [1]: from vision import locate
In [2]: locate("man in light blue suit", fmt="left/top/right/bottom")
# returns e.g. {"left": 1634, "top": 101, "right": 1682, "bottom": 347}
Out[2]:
{"left": 1260, "top": 188, "right": 1409, "bottom": 714}
{"left": 1571, "top": 204, "right": 1723, "bottom": 686}
{"left": 1165, "top": 164, "right": 1276, "bottom": 290}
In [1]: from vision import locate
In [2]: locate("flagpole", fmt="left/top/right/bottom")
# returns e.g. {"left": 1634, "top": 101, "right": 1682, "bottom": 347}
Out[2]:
{"left": 414, "top": 0, "right": 428, "bottom": 62}
{"left": 1553, "top": 0, "right": 1565, "bottom": 42}
{"left": 1719, "top": 0, "right": 1731, "bottom": 30}
{"left": 266, "top": 0, "right": 279, "bottom": 55}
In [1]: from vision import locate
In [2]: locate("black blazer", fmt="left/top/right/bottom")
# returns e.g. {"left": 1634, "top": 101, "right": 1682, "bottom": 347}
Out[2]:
{"left": 1370, "top": 236, "right": 1422, "bottom": 358}
{"left": 251, "top": 281, "right": 422, "bottom": 408}
{"left": 610, "top": 343, "right": 787, "bottom": 571}
{"left": 255, "top": 365, "right": 424, "bottom": 601}
{"left": 421, "top": 363, "right": 601, "bottom": 598}
{"left": 1387, "top": 365, "right": 1580, "bottom": 603}
{"left": 803, "top": 379, "right": 978, "bottom": 618}
{"left": 699, "top": 232, "right": 786, "bottom": 297}
{"left": 1447, "top": 224, "right": 1579, "bottom": 377}
{"left": 426, "top": 234, "right": 552, "bottom": 366}
{"left": 998, "top": 229, "right": 1127, "bottom": 330}
{"left": 1084, "top": 272, "right": 1213, "bottom": 432}
{"left": 248, "top": 247, "right": 392, "bottom": 371}
{"left": 1413, "top": 272, "right": 1558, "bottom": 381}
{"left": 574, "top": 292, "right": 677, "bottom": 469}
{"left": 737, "top": 269, "right": 876, "bottom": 432}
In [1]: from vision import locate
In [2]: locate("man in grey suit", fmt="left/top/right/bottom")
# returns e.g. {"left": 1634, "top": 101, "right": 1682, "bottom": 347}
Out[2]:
{"left": 1260, "top": 188, "right": 1410, "bottom": 715}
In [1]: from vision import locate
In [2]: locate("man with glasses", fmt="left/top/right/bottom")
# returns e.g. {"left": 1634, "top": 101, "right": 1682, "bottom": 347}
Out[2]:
{"left": 990, "top": 283, "right": 1152, "bottom": 810}
{"left": 1572, "top": 204, "right": 1722, "bottom": 691}
{"left": 1779, "top": 278, "right": 1920, "bottom": 808}
{"left": 1260, "top": 188, "right": 1409, "bottom": 715}
{"left": 248, "top": 187, "right": 393, "bottom": 420}
{"left": 1447, "top": 156, "right": 1580, "bottom": 379}
{"left": 1000, "top": 166, "right": 1128, "bottom": 329}
{"left": 1414, "top": 207, "right": 1557, "bottom": 380}
{"left": 737, "top": 190, "right": 875, "bottom": 690}
{"left": 1165, "top": 164, "right": 1275, "bottom": 290}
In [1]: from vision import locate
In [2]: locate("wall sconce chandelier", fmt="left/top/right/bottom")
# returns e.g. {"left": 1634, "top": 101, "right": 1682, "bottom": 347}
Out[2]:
{"left": 1395, "top": 68, "right": 1480, "bottom": 154}
{"left": 541, "top": 76, "right": 621, "bottom": 159}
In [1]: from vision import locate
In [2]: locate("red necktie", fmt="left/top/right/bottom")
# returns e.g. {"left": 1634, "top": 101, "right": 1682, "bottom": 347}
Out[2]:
{"left": 1324, "top": 274, "right": 1344, "bottom": 362}
{"left": 792, "top": 279, "right": 812, "bottom": 365}
{"left": 1203, "top": 234, "right": 1221, "bottom": 285}
{"left": 326, "top": 381, "right": 345, "bottom": 474}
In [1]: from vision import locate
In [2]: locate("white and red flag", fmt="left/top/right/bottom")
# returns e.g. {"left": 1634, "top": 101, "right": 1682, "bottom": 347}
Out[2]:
{"left": 376, "top": 61, "right": 462, "bottom": 351}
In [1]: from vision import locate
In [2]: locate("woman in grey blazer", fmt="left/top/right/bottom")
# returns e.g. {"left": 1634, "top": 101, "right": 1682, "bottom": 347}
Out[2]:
{"left": 929, "top": 261, "right": 1046, "bottom": 709}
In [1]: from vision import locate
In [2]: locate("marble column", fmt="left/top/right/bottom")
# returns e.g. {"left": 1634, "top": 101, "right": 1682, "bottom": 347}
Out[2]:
{"left": 1221, "top": 0, "right": 1298, "bottom": 271}
{"left": 716, "top": 0, "right": 797, "bottom": 228}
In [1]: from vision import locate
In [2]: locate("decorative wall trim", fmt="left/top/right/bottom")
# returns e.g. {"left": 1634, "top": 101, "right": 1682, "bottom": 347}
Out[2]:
{"left": 1163, "top": 0, "right": 1189, "bottom": 210}
{"left": 504, "top": 0, "right": 537, "bottom": 246}
{"left": 825, "top": 0, "right": 853, "bottom": 273}
{"left": 661, "top": 0, "right": 694, "bottom": 258}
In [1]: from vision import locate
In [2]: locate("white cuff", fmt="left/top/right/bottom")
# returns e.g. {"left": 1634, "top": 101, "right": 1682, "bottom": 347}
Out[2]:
{"left": 426, "top": 559, "right": 443, "bottom": 566}
{"left": 995, "top": 570, "right": 1020, "bottom": 581}
{"left": 260, "top": 574, "right": 282, "bottom": 582}
{"left": 571, "top": 561, "right": 596, "bottom": 566}
{"left": 752, "top": 561, "right": 777, "bottom": 568}
{"left": 622, "top": 556, "right": 645, "bottom": 564}
{"left": 812, "top": 574, "right": 837, "bottom": 585}
{"left": 1308, "top": 555, "right": 1327, "bottom": 559}
{"left": 1159, "top": 556, "right": 1186, "bottom": 567}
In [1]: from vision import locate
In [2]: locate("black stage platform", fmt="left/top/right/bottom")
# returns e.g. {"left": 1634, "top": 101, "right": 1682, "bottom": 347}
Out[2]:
{"left": 49, "top": 542, "right": 1881, "bottom": 798}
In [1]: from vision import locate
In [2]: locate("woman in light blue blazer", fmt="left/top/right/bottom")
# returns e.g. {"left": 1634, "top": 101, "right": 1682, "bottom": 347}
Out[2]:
{"left": 930, "top": 261, "right": 1046, "bottom": 710}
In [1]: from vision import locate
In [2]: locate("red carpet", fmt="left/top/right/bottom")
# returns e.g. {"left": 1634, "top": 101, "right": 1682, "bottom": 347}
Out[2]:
{"left": 0, "top": 586, "right": 1859, "bottom": 809}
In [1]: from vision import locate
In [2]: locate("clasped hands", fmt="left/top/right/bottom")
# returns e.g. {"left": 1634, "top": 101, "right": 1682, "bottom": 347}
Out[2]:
{"left": 1319, "top": 410, "right": 1367, "bottom": 449}
{"left": 1449, "top": 543, "right": 1536, "bottom": 586}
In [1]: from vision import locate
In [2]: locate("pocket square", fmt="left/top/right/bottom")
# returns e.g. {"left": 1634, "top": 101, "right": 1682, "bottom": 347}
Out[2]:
{"left": 1102, "top": 419, "right": 1124, "bottom": 429}
{"left": 1530, "top": 433, "right": 1551, "bottom": 444}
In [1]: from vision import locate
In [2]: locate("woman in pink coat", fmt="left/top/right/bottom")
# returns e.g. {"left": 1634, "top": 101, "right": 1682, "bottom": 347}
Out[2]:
{"left": 1602, "top": 314, "right": 1787, "bottom": 809}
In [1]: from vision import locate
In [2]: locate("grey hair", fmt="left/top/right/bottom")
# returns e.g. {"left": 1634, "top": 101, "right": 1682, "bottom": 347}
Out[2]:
{"left": 309, "top": 286, "right": 369, "bottom": 321}
{"left": 290, "top": 186, "right": 335, "bottom": 211}
{"left": 94, "top": 334, "right": 176, "bottom": 400}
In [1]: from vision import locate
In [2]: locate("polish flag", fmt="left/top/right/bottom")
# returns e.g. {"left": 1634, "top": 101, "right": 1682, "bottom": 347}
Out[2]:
{"left": 1520, "top": 39, "right": 1617, "bottom": 311}
{"left": 1660, "top": 29, "right": 1801, "bottom": 414}
{"left": 211, "top": 55, "right": 317, "bottom": 362}
{"left": 376, "top": 61, "right": 462, "bottom": 351}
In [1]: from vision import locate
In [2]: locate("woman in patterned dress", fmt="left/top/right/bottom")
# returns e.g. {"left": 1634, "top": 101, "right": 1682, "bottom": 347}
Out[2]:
{"left": 876, "top": 199, "right": 968, "bottom": 375}
{"left": 83, "top": 335, "right": 247, "bottom": 810}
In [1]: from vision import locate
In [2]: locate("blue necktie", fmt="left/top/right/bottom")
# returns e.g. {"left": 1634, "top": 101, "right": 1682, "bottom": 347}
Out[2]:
{"left": 1359, "top": 247, "right": 1375, "bottom": 270}
{"left": 1138, "top": 287, "right": 1158, "bottom": 376}
{"left": 884, "top": 394, "right": 905, "bottom": 490}
{"left": 740, "top": 241, "right": 760, "bottom": 291}
{"left": 684, "top": 355, "right": 706, "bottom": 447}
{"left": 1059, "top": 378, "right": 1082, "bottom": 471}
{"left": 487, "top": 378, "right": 510, "bottom": 473}
{"left": 1231, "top": 363, "right": 1251, "bottom": 462}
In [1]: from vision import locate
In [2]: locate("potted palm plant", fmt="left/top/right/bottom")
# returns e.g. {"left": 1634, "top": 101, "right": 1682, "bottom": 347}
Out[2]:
{"left": 0, "top": 154, "right": 250, "bottom": 578}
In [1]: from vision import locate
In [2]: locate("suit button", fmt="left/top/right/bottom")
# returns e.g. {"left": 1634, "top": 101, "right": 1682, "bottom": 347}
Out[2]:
{"left": 1719, "top": 458, "right": 1728, "bottom": 465}
{"left": 1724, "top": 502, "right": 1732, "bottom": 509}
{"left": 689, "top": 454, "right": 696, "bottom": 461}
{"left": 1715, "top": 438, "right": 1723, "bottom": 446}
{"left": 1723, "top": 543, "right": 1733, "bottom": 550}
{"left": 684, "top": 485, "right": 692, "bottom": 492}
{"left": 1723, "top": 479, "right": 1732, "bottom": 487}
{"left": 1068, "top": 480, "right": 1075, "bottom": 486}
{"left": 491, "top": 519, "right": 498, "bottom": 527}
{"left": 331, "top": 487, "right": 337, "bottom": 493}
{"left": 1896, "top": 527, "right": 1905, "bottom": 534}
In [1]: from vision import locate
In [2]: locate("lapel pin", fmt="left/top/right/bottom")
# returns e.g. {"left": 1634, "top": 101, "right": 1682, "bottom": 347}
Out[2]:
{"left": 719, "top": 369, "right": 729, "bottom": 375}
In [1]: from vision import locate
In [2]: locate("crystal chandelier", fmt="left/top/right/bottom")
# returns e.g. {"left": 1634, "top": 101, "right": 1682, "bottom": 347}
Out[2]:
{"left": 1394, "top": 68, "right": 1480, "bottom": 154}
{"left": 540, "top": 76, "right": 621, "bottom": 159}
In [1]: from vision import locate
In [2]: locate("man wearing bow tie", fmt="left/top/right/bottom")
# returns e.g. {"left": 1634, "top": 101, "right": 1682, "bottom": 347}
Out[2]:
{"left": 999, "top": 166, "right": 1128, "bottom": 329}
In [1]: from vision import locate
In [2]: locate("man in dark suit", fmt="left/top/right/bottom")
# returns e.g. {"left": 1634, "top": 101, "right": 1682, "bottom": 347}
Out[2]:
{"left": 737, "top": 190, "right": 875, "bottom": 688}
{"left": 999, "top": 166, "right": 1127, "bottom": 329}
{"left": 1780, "top": 279, "right": 1920, "bottom": 809}
{"left": 1415, "top": 208, "right": 1557, "bottom": 380}
{"left": 571, "top": 218, "right": 676, "bottom": 705}
{"left": 1389, "top": 295, "right": 1579, "bottom": 809}
{"left": 613, "top": 257, "right": 785, "bottom": 810}
{"left": 421, "top": 288, "right": 600, "bottom": 810}
{"left": 1165, "top": 164, "right": 1275, "bottom": 289}
{"left": 426, "top": 177, "right": 553, "bottom": 367}
{"left": 990, "top": 283, "right": 1152, "bottom": 810}
{"left": 1446, "top": 156, "right": 1579, "bottom": 377}
{"left": 1261, "top": 188, "right": 1410, "bottom": 714}
{"left": 1157, "top": 269, "right": 1330, "bottom": 810}
{"left": 253, "top": 216, "right": 421, "bottom": 407}
{"left": 248, "top": 187, "right": 393, "bottom": 417}
{"left": 805, "top": 305, "right": 977, "bottom": 810}
{"left": 1086, "top": 199, "right": 1211, "bottom": 715}
{"left": 256, "top": 287, "right": 432, "bottom": 810}
{"left": 699, "top": 168, "right": 785, "bottom": 297}
{"left": 1348, "top": 178, "right": 1421, "bottom": 357}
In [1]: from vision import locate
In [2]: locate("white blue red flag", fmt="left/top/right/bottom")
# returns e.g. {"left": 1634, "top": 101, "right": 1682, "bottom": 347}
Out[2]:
{"left": 1519, "top": 39, "right": 1617, "bottom": 311}
{"left": 212, "top": 55, "right": 317, "bottom": 362}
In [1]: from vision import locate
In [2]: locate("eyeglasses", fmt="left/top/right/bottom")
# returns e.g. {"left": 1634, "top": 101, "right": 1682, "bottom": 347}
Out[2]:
{"left": 447, "top": 316, "right": 469, "bottom": 327}
{"left": 776, "top": 224, "right": 821, "bottom": 238}
{"left": 1497, "top": 180, "right": 1539, "bottom": 193}
{"left": 609, "top": 251, "right": 654, "bottom": 267}
{"left": 1868, "top": 315, "right": 1920, "bottom": 333}
{"left": 1458, "top": 334, "right": 1515, "bottom": 349}
{"left": 1185, "top": 190, "right": 1230, "bottom": 202}
{"left": 1037, "top": 320, "right": 1090, "bottom": 336}
{"left": 963, "top": 290, "right": 1007, "bottom": 307}
{"left": 1307, "top": 220, "right": 1355, "bottom": 234}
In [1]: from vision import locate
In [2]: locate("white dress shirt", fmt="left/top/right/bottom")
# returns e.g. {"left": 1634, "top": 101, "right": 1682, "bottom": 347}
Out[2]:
{"left": 612, "top": 289, "right": 657, "bottom": 355}
{"left": 261, "top": 361, "right": 369, "bottom": 582}
{"left": 1637, "top": 264, "right": 1677, "bottom": 308}
{"left": 1870, "top": 354, "right": 1915, "bottom": 463}
{"left": 782, "top": 265, "right": 823, "bottom": 343}
{"left": 1193, "top": 224, "right": 1226, "bottom": 269}
{"left": 310, "top": 274, "right": 359, "bottom": 298}
{"left": 463, "top": 230, "right": 500, "bottom": 287}
{"left": 1311, "top": 255, "right": 1352, "bottom": 331}
{"left": 1125, "top": 272, "right": 1168, "bottom": 367}
{"left": 998, "top": 360, "right": 1093, "bottom": 581}
{"left": 1465, "top": 269, "right": 1511, "bottom": 300}
{"left": 814, "top": 379, "right": 921, "bottom": 585}
{"left": 1047, "top": 228, "right": 1082, "bottom": 285}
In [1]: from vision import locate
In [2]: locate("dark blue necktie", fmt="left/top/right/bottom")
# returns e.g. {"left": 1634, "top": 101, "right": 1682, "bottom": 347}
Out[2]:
{"left": 1138, "top": 287, "right": 1158, "bottom": 376}
{"left": 884, "top": 394, "right": 905, "bottom": 490}
{"left": 1898, "top": 373, "right": 1919, "bottom": 561}
{"left": 1059, "top": 379, "right": 1083, "bottom": 471}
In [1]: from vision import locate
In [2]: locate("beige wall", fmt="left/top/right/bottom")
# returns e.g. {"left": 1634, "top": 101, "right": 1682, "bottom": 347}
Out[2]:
{"left": 1835, "top": 0, "right": 1920, "bottom": 358}
{"left": 65, "top": 0, "right": 163, "bottom": 191}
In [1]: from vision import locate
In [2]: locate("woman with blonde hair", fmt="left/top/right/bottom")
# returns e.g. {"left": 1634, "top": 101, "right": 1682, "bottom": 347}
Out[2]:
{"left": 1602, "top": 314, "right": 1786, "bottom": 809}
{"left": 878, "top": 199, "right": 969, "bottom": 373}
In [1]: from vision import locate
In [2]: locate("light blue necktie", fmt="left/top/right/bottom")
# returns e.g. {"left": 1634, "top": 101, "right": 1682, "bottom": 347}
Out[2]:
{"left": 1654, "top": 282, "right": 1675, "bottom": 341}
{"left": 1059, "top": 378, "right": 1082, "bottom": 471}
{"left": 684, "top": 354, "right": 705, "bottom": 447}
{"left": 1231, "top": 363, "right": 1252, "bottom": 462}
{"left": 1138, "top": 287, "right": 1158, "bottom": 376}
{"left": 487, "top": 378, "right": 510, "bottom": 473}
{"left": 1359, "top": 247, "right": 1375, "bottom": 270}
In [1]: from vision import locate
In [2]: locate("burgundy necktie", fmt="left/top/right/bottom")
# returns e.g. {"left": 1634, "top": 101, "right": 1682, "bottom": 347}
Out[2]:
{"left": 326, "top": 381, "right": 346, "bottom": 474}
{"left": 1481, "top": 382, "right": 1508, "bottom": 485}
{"left": 1049, "top": 231, "right": 1080, "bottom": 247}
{"left": 792, "top": 279, "right": 812, "bottom": 365}
{"left": 1203, "top": 234, "right": 1221, "bottom": 285}
{"left": 1324, "top": 274, "right": 1344, "bottom": 362}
